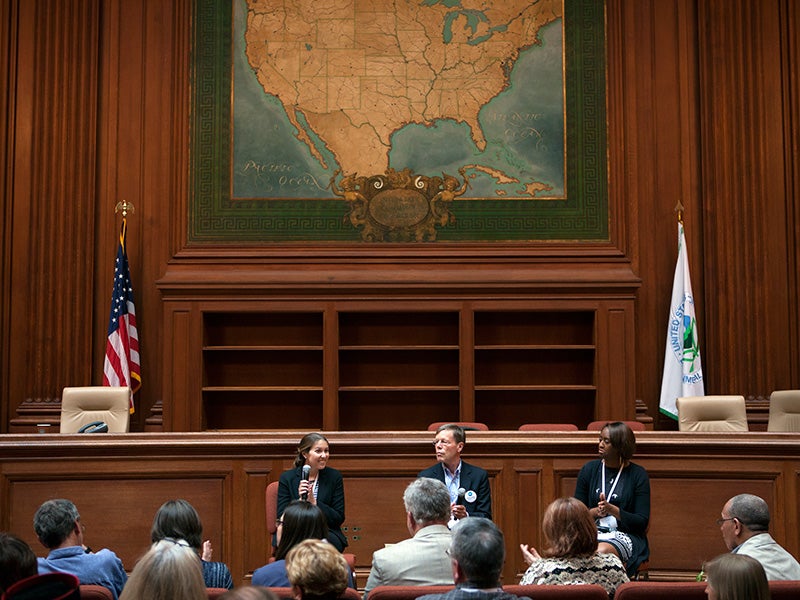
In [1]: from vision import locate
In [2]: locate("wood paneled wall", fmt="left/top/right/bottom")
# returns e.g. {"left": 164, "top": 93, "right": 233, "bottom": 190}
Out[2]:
{"left": 1, "top": 431, "right": 799, "bottom": 586}
{"left": 1, "top": 0, "right": 800, "bottom": 431}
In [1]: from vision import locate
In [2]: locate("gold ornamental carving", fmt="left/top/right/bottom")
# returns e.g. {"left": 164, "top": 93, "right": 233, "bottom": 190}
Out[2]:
{"left": 331, "top": 168, "right": 467, "bottom": 242}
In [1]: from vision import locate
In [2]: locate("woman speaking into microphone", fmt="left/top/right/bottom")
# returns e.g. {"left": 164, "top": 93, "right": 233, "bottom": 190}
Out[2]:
{"left": 277, "top": 432, "right": 348, "bottom": 552}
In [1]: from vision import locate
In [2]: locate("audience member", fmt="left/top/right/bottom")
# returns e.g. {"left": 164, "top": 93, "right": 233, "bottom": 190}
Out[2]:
{"left": 0, "top": 532, "right": 38, "bottom": 594}
{"left": 574, "top": 421, "right": 650, "bottom": 576}
{"left": 119, "top": 538, "right": 206, "bottom": 600}
{"left": 703, "top": 552, "right": 770, "bottom": 600}
{"left": 278, "top": 433, "right": 348, "bottom": 552}
{"left": 218, "top": 586, "right": 280, "bottom": 600}
{"left": 717, "top": 493, "right": 800, "bottom": 580}
{"left": 33, "top": 498, "right": 127, "bottom": 599}
{"left": 418, "top": 424, "right": 492, "bottom": 522}
{"left": 253, "top": 500, "right": 354, "bottom": 588}
{"left": 519, "top": 497, "right": 628, "bottom": 598}
{"left": 150, "top": 498, "right": 233, "bottom": 589}
{"left": 417, "top": 518, "right": 529, "bottom": 600}
{"left": 364, "top": 478, "right": 454, "bottom": 597}
{"left": 286, "top": 538, "right": 350, "bottom": 600}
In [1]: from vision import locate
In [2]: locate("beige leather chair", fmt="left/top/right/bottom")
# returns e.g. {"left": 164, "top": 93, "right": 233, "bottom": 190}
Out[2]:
{"left": 676, "top": 395, "right": 748, "bottom": 432}
{"left": 767, "top": 390, "right": 800, "bottom": 432}
{"left": 60, "top": 387, "right": 130, "bottom": 433}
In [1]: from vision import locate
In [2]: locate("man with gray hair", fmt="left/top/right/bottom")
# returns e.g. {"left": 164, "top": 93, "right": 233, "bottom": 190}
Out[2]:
{"left": 717, "top": 493, "right": 800, "bottom": 580}
{"left": 364, "top": 478, "right": 454, "bottom": 597}
{"left": 417, "top": 518, "right": 528, "bottom": 600}
{"left": 34, "top": 498, "right": 127, "bottom": 599}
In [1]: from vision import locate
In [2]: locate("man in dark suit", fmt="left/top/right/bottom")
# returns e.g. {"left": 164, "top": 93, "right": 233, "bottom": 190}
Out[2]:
{"left": 418, "top": 424, "right": 492, "bottom": 522}
{"left": 416, "top": 518, "right": 527, "bottom": 600}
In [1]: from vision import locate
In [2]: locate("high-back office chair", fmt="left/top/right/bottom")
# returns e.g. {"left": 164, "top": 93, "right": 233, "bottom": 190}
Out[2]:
{"left": 59, "top": 387, "right": 130, "bottom": 433}
{"left": 518, "top": 423, "right": 579, "bottom": 431}
{"left": 767, "top": 390, "right": 800, "bottom": 432}
{"left": 586, "top": 420, "right": 646, "bottom": 431}
{"left": 676, "top": 395, "right": 748, "bottom": 432}
{"left": 427, "top": 421, "right": 489, "bottom": 431}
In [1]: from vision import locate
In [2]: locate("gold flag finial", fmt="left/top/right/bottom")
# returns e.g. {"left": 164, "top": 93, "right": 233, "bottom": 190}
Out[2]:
{"left": 674, "top": 201, "right": 684, "bottom": 224}
{"left": 114, "top": 200, "right": 136, "bottom": 218}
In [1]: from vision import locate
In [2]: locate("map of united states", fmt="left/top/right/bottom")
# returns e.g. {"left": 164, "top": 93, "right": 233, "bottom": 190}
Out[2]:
{"left": 237, "top": 0, "right": 564, "bottom": 199}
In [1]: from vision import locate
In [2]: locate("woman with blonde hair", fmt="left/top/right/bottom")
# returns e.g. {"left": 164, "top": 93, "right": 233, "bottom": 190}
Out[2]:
{"left": 120, "top": 538, "right": 206, "bottom": 600}
{"left": 520, "top": 497, "right": 629, "bottom": 598}
{"left": 286, "top": 539, "right": 349, "bottom": 600}
{"left": 703, "top": 553, "right": 769, "bottom": 600}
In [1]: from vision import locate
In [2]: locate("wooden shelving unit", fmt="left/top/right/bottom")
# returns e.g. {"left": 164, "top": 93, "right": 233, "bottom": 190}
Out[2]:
{"left": 194, "top": 304, "right": 617, "bottom": 431}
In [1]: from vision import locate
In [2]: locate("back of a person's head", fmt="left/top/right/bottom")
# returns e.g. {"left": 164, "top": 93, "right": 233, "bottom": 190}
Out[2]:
{"left": 151, "top": 499, "right": 203, "bottom": 551}
{"left": 33, "top": 499, "right": 79, "bottom": 549}
{"left": 450, "top": 517, "right": 504, "bottom": 588}
{"left": 728, "top": 494, "right": 770, "bottom": 532}
{"left": 704, "top": 553, "right": 769, "bottom": 600}
{"left": 119, "top": 538, "right": 206, "bottom": 600}
{"left": 285, "top": 539, "right": 348, "bottom": 600}
{"left": 404, "top": 478, "right": 451, "bottom": 524}
{"left": 0, "top": 532, "right": 38, "bottom": 593}
{"left": 218, "top": 586, "right": 280, "bottom": 600}
{"left": 542, "top": 497, "right": 598, "bottom": 558}
{"left": 275, "top": 500, "right": 329, "bottom": 561}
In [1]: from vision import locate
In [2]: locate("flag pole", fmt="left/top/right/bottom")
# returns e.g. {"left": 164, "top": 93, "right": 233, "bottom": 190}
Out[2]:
{"left": 674, "top": 200, "right": 684, "bottom": 225}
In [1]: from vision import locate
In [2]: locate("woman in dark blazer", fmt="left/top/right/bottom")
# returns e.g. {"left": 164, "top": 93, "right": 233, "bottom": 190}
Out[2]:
{"left": 277, "top": 432, "right": 347, "bottom": 551}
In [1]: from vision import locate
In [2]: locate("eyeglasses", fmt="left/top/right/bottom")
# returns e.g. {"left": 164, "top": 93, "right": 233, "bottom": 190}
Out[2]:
{"left": 716, "top": 517, "right": 736, "bottom": 526}
{"left": 276, "top": 519, "right": 284, "bottom": 526}
{"left": 162, "top": 537, "right": 191, "bottom": 548}
{"left": 433, "top": 439, "right": 452, "bottom": 447}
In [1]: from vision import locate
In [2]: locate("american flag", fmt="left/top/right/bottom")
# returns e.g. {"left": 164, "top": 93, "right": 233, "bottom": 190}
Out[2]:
{"left": 103, "top": 219, "right": 141, "bottom": 412}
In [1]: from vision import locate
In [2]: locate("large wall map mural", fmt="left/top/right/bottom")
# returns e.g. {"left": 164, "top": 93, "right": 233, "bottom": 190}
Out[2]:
{"left": 190, "top": 0, "right": 607, "bottom": 242}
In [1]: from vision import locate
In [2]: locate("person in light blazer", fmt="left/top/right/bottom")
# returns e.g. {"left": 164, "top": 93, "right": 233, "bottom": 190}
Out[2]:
{"left": 418, "top": 424, "right": 492, "bottom": 522}
{"left": 278, "top": 432, "right": 347, "bottom": 551}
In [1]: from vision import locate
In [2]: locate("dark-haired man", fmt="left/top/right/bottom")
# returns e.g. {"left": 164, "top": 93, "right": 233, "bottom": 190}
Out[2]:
{"left": 416, "top": 518, "right": 528, "bottom": 600}
{"left": 718, "top": 493, "right": 800, "bottom": 580}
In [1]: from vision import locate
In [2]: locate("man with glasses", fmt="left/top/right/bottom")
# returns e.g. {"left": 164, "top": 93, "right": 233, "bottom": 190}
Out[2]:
{"left": 419, "top": 424, "right": 492, "bottom": 522}
{"left": 717, "top": 493, "right": 800, "bottom": 580}
{"left": 33, "top": 498, "right": 127, "bottom": 599}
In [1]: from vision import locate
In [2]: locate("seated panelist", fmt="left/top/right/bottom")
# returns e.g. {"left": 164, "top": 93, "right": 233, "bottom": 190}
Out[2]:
{"left": 278, "top": 432, "right": 347, "bottom": 552}
{"left": 418, "top": 423, "right": 492, "bottom": 522}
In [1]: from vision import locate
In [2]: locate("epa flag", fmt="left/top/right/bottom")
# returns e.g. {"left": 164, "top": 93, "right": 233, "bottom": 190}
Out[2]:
{"left": 102, "top": 220, "right": 141, "bottom": 413}
{"left": 659, "top": 222, "right": 704, "bottom": 419}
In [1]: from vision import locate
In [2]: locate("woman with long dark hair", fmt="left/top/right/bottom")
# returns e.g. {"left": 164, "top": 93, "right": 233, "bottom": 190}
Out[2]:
{"left": 277, "top": 432, "right": 347, "bottom": 552}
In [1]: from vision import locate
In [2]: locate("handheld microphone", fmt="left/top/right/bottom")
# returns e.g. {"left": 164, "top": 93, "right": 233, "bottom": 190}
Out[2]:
{"left": 457, "top": 487, "right": 466, "bottom": 506}
{"left": 301, "top": 465, "right": 311, "bottom": 501}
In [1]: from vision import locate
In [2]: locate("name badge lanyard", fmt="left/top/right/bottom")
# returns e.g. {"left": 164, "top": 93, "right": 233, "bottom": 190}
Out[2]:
{"left": 601, "top": 460, "right": 624, "bottom": 501}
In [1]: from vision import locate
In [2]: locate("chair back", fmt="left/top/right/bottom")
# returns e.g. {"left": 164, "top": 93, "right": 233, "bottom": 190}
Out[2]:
{"left": 615, "top": 581, "right": 708, "bottom": 600}
{"left": 266, "top": 481, "right": 280, "bottom": 538}
{"left": 79, "top": 586, "right": 114, "bottom": 600}
{"left": 676, "top": 395, "right": 748, "bottom": 432}
{"left": 60, "top": 387, "right": 130, "bottom": 433}
{"left": 206, "top": 588, "right": 229, "bottom": 600}
{"left": 767, "top": 390, "right": 800, "bottom": 432}
{"left": 586, "top": 420, "right": 646, "bottom": 431}
{"left": 367, "top": 586, "right": 453, "bottom": 600}
{"left": 504, "top": 584, "right": 607, "bottom": 599}
{"left": 770, "top": 580, "right": 800, "bottom": 599}
{"left": 266, "top": 588, "right": 360, "bottom": 600}
{"left": 518, "top": 423, "right": 579, "bottom": 431}
{"left": 3, "top": 573, "right": 80, "bottom": 600}
{"left": 427, "top": 422, "right": 488, "bottom": 431}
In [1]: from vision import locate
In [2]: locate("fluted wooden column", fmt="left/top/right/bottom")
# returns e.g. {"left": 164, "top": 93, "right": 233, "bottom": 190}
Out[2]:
{"left": 7, "top": 0, "right": 101, "bottom": 429}
{"left": 697, "top": 0, "right": 797, "bottom": 402}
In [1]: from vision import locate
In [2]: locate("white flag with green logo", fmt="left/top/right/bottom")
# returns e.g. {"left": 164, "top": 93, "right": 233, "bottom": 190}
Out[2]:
{"left": 659, "top": 222, "right": 705, "bottom": 419}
